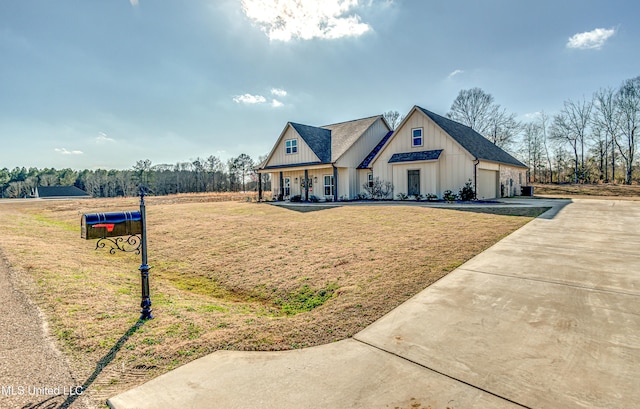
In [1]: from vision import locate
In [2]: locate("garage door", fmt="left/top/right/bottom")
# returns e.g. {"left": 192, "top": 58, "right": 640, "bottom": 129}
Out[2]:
{"left": 477, "top": 169, "right": 498, "bottom": 199}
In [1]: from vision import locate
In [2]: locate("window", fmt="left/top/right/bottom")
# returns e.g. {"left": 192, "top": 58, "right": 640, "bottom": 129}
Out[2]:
{"left": 368, "top": 173, "right": 374, "bottom": 188}
{"left": 324, "top": 175, "right": 334, "bottom": 197}
{"left": 284, "top": 177, "right": 291, "bottom": 197}
{"left": 285, "top": 139, "right": 298, "bottom": 154}
{"left": 412, "top": 128, "right": 423, "bottom": 147}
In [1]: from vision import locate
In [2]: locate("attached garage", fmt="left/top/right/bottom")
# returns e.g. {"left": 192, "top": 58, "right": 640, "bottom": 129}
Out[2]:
{"left": 477, "top": 169, "right": 498, "bottom": 199}
{"left": 366, "top": 107, "right": 528, "bottom": 200}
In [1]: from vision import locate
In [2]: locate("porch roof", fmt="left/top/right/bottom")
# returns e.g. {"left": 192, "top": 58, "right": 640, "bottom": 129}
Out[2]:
{"left": 388, "top": 149, "right": 443, "bottom": 163}
{"left": 260, "top": 162, "right": 333, "bottom": 172}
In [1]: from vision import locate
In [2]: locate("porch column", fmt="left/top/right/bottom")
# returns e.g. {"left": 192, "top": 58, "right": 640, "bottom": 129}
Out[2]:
{"left": 304, "top": 169, "right": 309, "bottom": 201}
{"left": 333, "top": 166, "right": 338, "bottom": 202}
{"left": 279, "top": 171, "right": 284, "bottom": 200}
{"left": 258, "top": 172, "right": 262, "bottom": 201}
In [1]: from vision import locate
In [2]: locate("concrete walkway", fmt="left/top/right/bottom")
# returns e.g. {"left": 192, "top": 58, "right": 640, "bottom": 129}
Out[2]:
{"left": 107, "top": 198, "right": 640, "bottom": 409}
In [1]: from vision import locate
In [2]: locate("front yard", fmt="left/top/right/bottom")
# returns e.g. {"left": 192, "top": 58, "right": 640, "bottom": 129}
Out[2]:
{"left": 0, "top": 195, "right": 542, "bottom": 405}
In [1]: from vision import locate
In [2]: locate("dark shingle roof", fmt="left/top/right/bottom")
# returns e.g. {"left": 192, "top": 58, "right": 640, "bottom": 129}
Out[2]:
{"left": 36, "top": 186, "right": 90, "bottom": 198}
{"left": 417, "top": 107, "right": 527, "bottom": 168}
{"left": 289, "top": 122, "right": 332, "bottom": 163}
{"left": 358, "top": 130, "right": 394, "bottom": 169}
{"left": 388, "top": 149, "right": 443, "bottom": 163}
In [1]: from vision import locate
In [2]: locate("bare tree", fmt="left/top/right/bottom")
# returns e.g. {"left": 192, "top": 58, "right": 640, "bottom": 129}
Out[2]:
{"left": 115, "top": 170, "right": 136, "bottom": 196}
{"left": 553, "top": 145, "right": 571, "bottom": 183}
{"left": 593, "top": 87, "right": 620, "bottom": 182}
{"left": 448, "top": 88, "right": 495, "bottom": 135}
{"left": 589, "top": 126, "right": 608, "bottom": 181}
{"left": 448, "top": 87, "right": 520, "bottom": 149}
{"left": 383, "top": 110, "right": 404, "bottom": 130}
{"left": 521, "top": 122, "right": 545, "bottom": 182}
{"left": 485, "top": 105, "right": 521, "bottom": 149}
{"left": 614, "top": 76, "right": 640, "bottom": 185}
{"left": 569, "top": 98, "right": 593, "bottom": 181}
{"left": 538, "top": 112, "right": 553, "bottom": 183}
{"left": 551, "top": 111, "right": 580, "bottom": 183}
{"left": 550, "top": 98, "right": 592, "bottom": 183}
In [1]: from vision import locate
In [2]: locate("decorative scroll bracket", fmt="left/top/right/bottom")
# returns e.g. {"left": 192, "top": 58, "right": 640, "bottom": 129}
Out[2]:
{"left": 96, "top": 235, "right": 142, "bottom": 254}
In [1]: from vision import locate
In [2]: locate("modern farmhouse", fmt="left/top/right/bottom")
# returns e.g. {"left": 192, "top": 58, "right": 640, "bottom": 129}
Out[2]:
{"left": 257, "top": 105, "right": 528, "bottom": 201}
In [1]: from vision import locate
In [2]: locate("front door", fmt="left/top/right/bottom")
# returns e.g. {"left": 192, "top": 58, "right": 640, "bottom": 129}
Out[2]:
{"left": 284, "top": 177, "right": 291, "bottom": 198}
{"left": 408, "top": 170, "right": 420, "bottom": 196}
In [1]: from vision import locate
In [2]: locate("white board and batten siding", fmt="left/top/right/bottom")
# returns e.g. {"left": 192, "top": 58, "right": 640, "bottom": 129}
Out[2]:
{"left": 335, "top": 118, "right": 390, "bottom": 168}
{"left": 264, "top": 125, "right": 320, "bottom": 168}
{"left": 371, "top": 109, "right": 475, "bottom": 198}
{"left": 391, "top": 162, "right": 439, "bottom": 197}
{"left": 335, "top": 118, "right": 390, "bottom": 199}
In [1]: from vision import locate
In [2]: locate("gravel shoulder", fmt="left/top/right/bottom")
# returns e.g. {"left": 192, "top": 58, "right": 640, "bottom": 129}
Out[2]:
{"left": 0, "top": 251, "right": 93, "bottom": 409}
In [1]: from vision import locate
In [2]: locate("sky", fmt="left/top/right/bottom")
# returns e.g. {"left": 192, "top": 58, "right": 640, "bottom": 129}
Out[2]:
{"left": 1, "top": 0, "right": 638, "bottom": 170}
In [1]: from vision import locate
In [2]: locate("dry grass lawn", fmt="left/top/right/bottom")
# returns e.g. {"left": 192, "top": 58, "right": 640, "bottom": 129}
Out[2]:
{"left": 532, "top": 183, "right": 640, "bottom": 199}
{"left": 0, "top": 194, "right": 540, "bottom": 406}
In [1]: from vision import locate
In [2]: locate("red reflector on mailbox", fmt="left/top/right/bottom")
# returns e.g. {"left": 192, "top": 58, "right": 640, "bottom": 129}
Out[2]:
{"left": 81, "top": 211, "right": 142, "bottom": 239}
{"left": 92, "top": 223, "right": 116, "bottom": 232}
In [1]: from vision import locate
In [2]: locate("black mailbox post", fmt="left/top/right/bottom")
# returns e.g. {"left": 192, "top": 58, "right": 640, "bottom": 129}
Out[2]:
{"left": 81, "top": 189, "right": 153, "bottom": 320}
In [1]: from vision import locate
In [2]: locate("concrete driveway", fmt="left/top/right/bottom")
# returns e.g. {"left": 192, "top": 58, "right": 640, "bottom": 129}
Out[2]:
{"left": 107, "top": 198, "right": 640, "bottom": 409}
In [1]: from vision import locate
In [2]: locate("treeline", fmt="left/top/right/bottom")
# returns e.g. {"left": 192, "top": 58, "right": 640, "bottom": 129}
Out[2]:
{"left": 444, "top": 75, "right": 640, "bottom": 185}
{"left": 0, "top": 154, "right": 270, "bottom": 198}
{"left": 3, "top": 76, "right": 638, "bottom": 198}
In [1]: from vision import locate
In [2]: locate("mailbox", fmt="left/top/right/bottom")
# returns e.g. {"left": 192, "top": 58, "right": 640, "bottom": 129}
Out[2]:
{"left": 81, "top": 211, "right": 142, "bottom": 240}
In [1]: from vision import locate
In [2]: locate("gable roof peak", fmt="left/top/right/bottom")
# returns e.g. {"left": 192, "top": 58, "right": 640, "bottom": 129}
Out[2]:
{"left": 320, "top": 114, "right": 383, "bottom": 128}
{"left": 288, "top": 122, "right": 332, "bottom": 163}
{"left": 321, "top": 115, "right": 388, "bottom": 162}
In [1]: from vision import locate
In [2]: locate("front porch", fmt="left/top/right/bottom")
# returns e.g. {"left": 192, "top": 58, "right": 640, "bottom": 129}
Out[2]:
{"left": 258, "top": 164, "right": 339, "bottom": 202}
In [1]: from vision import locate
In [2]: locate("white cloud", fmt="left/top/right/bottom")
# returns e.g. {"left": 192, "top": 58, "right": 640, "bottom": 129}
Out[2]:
{"left": 233, "top": 93, "right": 267, "bottom": 104}
{"left": 240, "top": 0, "right": 372, "bottom": 41}
{"left": 447, "top": 69, "right": 464, "bottom": 79}
{"left": 55, "top": 148, "right": 83, "bottom": 155}
{"left": 271, "top": 88, "right": 287, "bottom": 97}
{"left": 567, "top": 27, "right": 616, "bottom": 50}
{"left": 522, "top": 112, "right": 541, "bottom": 120}
{"left": 96, "top": 132, "right": 115, "bottom": 144}
{"left": 129, "top": 0, "right": 139, "bottom": 7}
{"left": 233, "top": 90, "right": 288, "bottom": 108}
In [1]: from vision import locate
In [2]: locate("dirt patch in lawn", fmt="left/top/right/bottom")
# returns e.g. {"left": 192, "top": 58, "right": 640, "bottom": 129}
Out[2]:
{"left": 0, "top": 195, "right": 540, "bottom": 406}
